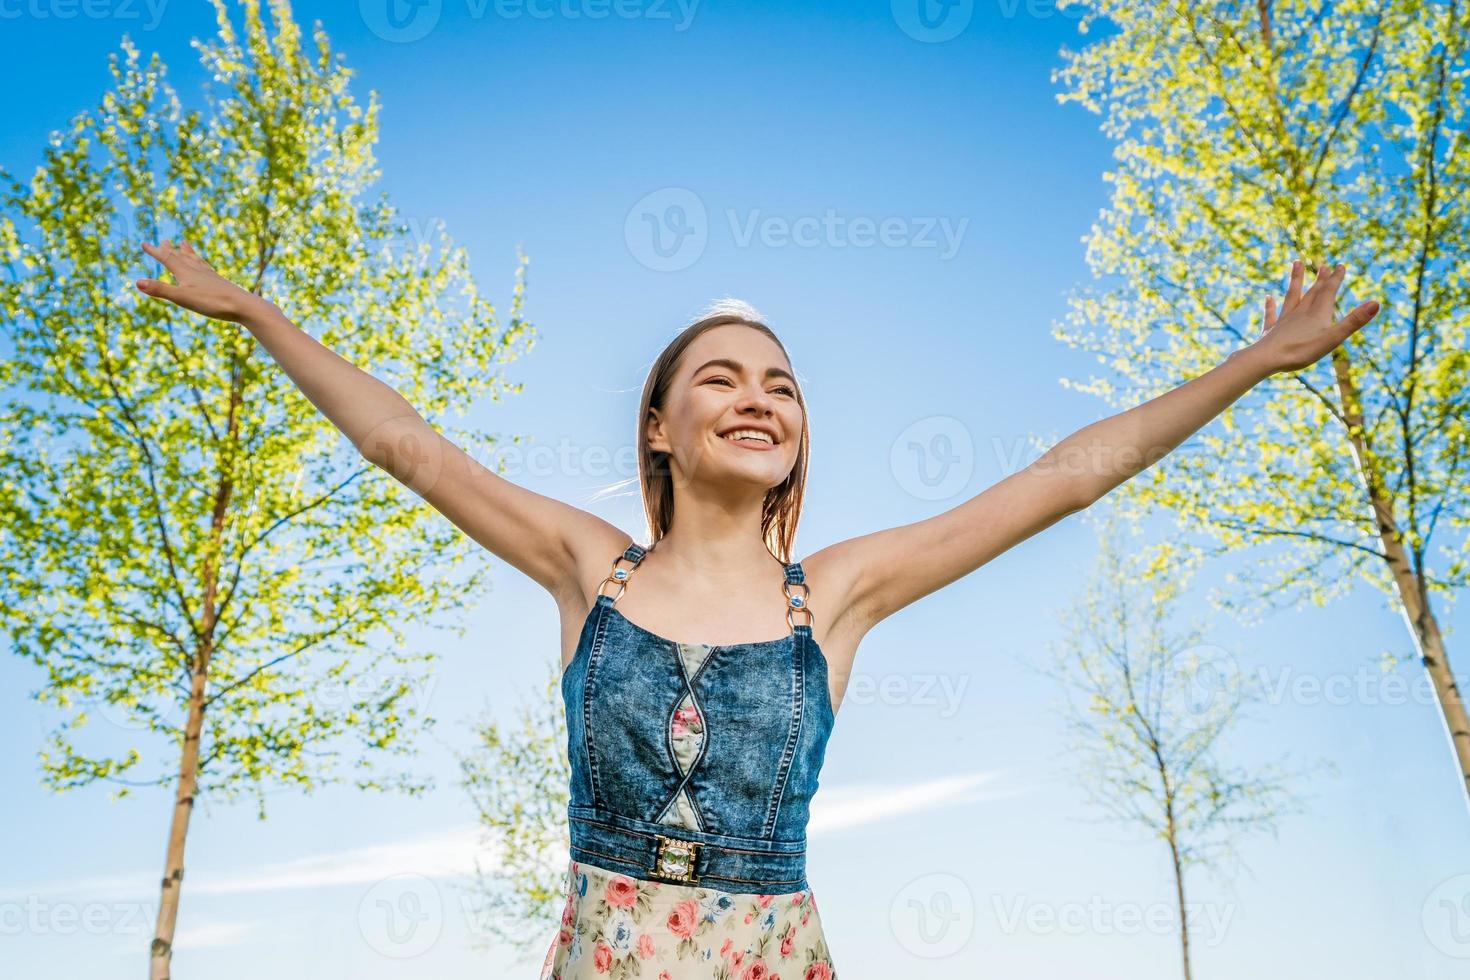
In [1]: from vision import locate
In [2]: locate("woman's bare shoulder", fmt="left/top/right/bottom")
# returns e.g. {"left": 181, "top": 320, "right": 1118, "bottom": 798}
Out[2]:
{"left": 798, "top": 539, "right": 876, "bottom": 637}
{"left": 561, "top": 517, "right": 642, "bottom": 608}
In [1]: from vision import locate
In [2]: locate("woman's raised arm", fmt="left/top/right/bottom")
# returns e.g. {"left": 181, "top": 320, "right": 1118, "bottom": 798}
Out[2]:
{"left": 135, "top": 238, "right": 622, "bottom": 605}
{"left": 811, "top": 258, "right": 1381, "bottom": 635}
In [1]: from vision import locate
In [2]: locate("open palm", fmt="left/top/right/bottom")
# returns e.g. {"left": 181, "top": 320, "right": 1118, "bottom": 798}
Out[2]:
{"left": 135, "top": 239, "right": 259, "bottom": 323}
{"left": 1253, "top": 258, "right": 1380, "bottom": 373}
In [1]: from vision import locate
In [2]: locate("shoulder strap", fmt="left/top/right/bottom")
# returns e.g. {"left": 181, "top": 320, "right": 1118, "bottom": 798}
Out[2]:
{"left": 597, "top": 541, "right": 647, "bottom": 601}
{"left": 784, "top": 560, "right": 813, "bottom": 629}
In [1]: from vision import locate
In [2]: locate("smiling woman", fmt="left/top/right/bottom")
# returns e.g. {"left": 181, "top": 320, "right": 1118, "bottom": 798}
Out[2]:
{"left": 133, "top": 233, "right": 1379, "bottom": 979}
{"left": 540, "top": 302, "right": 843, "bottom": 978}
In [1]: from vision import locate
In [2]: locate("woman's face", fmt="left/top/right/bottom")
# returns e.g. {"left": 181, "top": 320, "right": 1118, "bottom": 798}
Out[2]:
{"left": 648, "top": 324, "right": 804, "bottom": 492}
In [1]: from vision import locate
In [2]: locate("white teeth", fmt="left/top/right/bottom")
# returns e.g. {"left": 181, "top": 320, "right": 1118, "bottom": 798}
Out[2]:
{"left": 721, "top": 429, "right": 774, "bottom": 444}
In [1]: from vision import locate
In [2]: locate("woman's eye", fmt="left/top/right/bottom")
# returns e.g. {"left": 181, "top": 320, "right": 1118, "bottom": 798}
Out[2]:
{"left": 704, "top": 376, "right": 795, "bottom": 396}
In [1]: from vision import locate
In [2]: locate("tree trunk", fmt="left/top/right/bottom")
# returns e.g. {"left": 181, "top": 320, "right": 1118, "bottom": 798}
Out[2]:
{"left": 149, "top": 659, "right": 211, "bottom": 980}
{"left": 1165, "top": 812, "right": 1193, "bottom": 980}
{"left": 150, "top": 368, "right": 236, "bottom": 976}
{"left": 1331, "top": 354, "right": 1470, "bottom": 814}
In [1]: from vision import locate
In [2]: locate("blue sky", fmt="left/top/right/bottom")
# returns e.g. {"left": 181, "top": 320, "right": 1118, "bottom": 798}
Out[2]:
{"left": 2, "top": 1, "right": 1468, "bottom": 977}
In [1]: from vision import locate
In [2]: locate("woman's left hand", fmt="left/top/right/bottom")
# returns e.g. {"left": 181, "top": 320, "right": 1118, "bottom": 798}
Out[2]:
{"left": 1249, "top": 258, "right": 1380, "bottom": 374}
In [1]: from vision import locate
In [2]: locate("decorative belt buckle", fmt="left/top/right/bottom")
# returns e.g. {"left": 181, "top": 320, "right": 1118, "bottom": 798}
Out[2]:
{"left": 652, "top": 834, "right": 701, "bottom": 884}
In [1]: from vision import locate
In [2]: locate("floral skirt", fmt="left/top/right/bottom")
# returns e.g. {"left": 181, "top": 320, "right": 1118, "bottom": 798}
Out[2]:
{"left": 538, "top": 857, "right": 838, "bottom": 979}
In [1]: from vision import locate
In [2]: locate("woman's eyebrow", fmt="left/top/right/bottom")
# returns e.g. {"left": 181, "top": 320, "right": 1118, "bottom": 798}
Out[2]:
{"left": 692, "top": 357, "right": 796, "bottom": 385}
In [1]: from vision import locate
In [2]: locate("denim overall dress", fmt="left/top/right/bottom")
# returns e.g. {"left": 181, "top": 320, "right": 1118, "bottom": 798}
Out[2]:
{"left": 559, "top": 541, "right": 836, "bottom": 895}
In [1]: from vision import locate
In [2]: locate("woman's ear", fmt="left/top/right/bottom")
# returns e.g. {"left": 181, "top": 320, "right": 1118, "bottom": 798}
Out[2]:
{"left": 645, "top": 407, "right": 668, "bottom": 455}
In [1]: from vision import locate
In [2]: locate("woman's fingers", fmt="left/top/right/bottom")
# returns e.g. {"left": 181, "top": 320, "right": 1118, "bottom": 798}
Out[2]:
{"left": 141, "top": 239, "right": 180, "bottom": 271}
{"left": 1333, "top": 300, "right": 1380, "bottom": 341}
{"left": 1281, "top": 259, "right": 1303, "bottom": 312}
{"left": 135, "top": 277, "right": 184, "bottom": 303}
{"left": 1309, "top": 263, "right": 1346, "bottom": 308}
{"left": 1263, "top": 294, "right": 1277, "bottom": 332}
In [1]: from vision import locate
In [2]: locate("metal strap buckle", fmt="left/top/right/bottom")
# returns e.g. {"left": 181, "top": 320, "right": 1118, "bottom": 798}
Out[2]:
{"left": 597, "top": 555, "right": 637, "bottom": 601}
{"left": 652, "top": 834, "right": 701, "bottom": 884}
{"left": 784, "top": 580, "right": 813, "bottom": 629}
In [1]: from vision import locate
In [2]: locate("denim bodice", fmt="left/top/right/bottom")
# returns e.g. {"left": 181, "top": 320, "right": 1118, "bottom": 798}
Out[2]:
{"left": 560, "top": 542, "right": 835, "bottom": 894}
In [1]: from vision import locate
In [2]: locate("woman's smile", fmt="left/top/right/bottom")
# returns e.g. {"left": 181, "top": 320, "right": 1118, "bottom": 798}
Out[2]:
{"left": 719, "top": 431, "right": 781, "bottom": 452}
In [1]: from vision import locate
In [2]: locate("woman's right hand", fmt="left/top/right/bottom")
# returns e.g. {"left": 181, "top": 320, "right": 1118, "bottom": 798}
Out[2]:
{"left": 135, "top": 239, "right": 262, "bottom": 323}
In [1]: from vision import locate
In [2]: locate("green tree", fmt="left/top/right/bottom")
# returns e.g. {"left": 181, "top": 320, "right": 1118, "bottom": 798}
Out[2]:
{"left": 457, "top": 667, "right": 572, "bottom": 957}
{"left": 1047, "top": 505, "right": 1314, "bottom": 980}
{"left": 1051, "top": 0, "right": 1470, "bottom": 810}
{"left": 0, "top": 1, "right": 531, "bottom": 976}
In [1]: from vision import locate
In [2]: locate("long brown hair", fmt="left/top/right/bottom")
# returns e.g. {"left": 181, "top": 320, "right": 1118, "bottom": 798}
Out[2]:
{"left": 636, "top": 300, "right": 810, "bottom": 563}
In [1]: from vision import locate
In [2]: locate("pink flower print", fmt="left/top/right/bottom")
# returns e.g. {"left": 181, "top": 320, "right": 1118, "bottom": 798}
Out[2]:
{"left": 638, "top": 933, "right": 657, "bottom": 958}
{"left": 731, "top": 950, "right": 744, "bottom": 967}
{"left": 720, "top": 938, "right": 734, "bottom": 958}
{"left": 780, "top": 923, "right": 797, "bottom": 956}
{"left": 803, "top": 964, "right": 833, "bottom": 980}
{"left": 660, "top": 974, "right": 673, "bottom": 980}
{"left": 593, "top": 942, "right": 613, "bottom": 973}
{"left": 604, "top": 876, "right": 638, "bottom": 909}
{"left": 671, "top": 705, "right": 701, "bottom": 737}
{"left": 740, "top": 959, "right": 774, "bottom": 980}
{"left": 667, "top": 898, "right": 701, "bottom": 938}
{"left": 790, "top": 892, "right": 805, "bottom": 906}
{"left": 756, "top": 894, "right": 775, "bottom": 908}
{"left": 557, "top": 927, "right": 572, "bottom": 946}
{"left": 561, "top": 897, "right": 577, "bottom": 927}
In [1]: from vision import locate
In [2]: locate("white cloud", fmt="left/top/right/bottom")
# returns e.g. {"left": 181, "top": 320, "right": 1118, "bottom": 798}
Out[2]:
{"left": 0, "top": 823, "right": 501, "bottom": 903}
{"left": 173, "top": 917, "right": 267, "bottom": 949}
{"left": 191, "top": 823, "right": 499, "bottom": 896}
{"left": 2, "top": 773, "right": 1011, "bottom": 905}
{"left": 809, "top": 770, "right": 1018, "bottom": 833}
